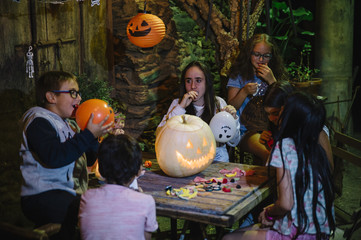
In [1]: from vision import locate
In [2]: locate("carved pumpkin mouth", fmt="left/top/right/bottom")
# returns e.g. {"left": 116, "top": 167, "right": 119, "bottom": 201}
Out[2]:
{"left": 175, "top": 142, "right": 216, "bottom": 170}
{"left": 128, "top": 27, "right": 151, "bottom": 37}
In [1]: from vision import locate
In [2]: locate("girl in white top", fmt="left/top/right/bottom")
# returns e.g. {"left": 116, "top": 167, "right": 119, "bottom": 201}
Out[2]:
{"left": 158, "top": 61, "right": 241, "bottom": 162}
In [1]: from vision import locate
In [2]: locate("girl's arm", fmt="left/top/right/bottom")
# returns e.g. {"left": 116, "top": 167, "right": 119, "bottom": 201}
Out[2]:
{"left": 144, "top": 231, "right": 152, "bottom": 240}
{"left": 157, "top": 99, "right": 185, "bottom": 128}
{"left": 228, "top": 83, "right": 258, "bottom": 110}
{"left": 259, "top": 167, "right": 294, "bottom": 225}
{"left": 318, "top": 130, "right": 334, "bottom": 172}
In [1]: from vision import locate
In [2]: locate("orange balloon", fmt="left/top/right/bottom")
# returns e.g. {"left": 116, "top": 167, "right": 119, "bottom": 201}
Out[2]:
{"left": 75, "top": 99, "right": 115, "bottom": 130}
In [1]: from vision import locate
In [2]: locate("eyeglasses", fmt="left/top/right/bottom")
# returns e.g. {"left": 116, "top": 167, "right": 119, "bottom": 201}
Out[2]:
{"left": 251, "top": 52, "right": 272, "bottom": 60}
{"left": 52, "top": 90, "right": 81, "bottom": 99}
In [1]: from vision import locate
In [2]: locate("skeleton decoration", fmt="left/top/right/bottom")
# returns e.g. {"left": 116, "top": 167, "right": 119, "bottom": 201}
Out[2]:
{"left": 26, "top": 46, "right": 34, "bottom": 79}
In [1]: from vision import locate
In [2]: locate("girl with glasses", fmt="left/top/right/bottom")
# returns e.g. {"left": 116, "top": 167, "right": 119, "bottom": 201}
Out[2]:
{"left": 227, "top": 33, "right": 288, "bottom": 165}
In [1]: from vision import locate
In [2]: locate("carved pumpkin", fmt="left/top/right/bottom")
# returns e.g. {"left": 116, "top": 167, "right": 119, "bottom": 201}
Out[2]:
{"left": 155, "top": 114, "right": 216, "bottom": 177}
{"left": 209, "top": 111, "right": 237, "bottom": 143}
{"left": 126, "top": 13, "right": 166, "bottom": 48}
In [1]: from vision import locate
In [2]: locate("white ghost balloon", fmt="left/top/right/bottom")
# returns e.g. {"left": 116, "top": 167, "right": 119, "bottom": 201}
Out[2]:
{"left": 209, "top": 111, "right": 237, "bottom": 143}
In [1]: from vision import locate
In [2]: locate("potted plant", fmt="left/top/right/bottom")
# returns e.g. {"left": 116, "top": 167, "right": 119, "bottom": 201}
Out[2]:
{"left": 287, "top": 42, "right": 321, "bottom": 89}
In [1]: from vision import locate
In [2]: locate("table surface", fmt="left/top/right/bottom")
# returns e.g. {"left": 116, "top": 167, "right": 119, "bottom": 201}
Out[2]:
{"left": 137, "top": 153, "right": 276, "bottom": 227}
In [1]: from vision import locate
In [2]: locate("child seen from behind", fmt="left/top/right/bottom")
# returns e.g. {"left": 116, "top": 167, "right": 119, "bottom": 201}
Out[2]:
{"left": 79, "top": 134, "right": 158, "bottom": 240}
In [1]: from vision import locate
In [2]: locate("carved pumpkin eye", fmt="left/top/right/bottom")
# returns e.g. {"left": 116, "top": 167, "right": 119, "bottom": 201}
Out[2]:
{"left": 203, "top": 137, "right": 208, "bottom": 147}
{"left": 186, "top": 140, "right": 193, "bottom": 149}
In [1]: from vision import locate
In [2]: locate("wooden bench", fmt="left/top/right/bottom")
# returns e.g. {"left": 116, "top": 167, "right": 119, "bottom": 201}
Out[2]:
{"left": 0, "top": 222, "right": 61, "bottom": 240}
{"left": 332, "top": 131, "right": 361, "bottom": 240}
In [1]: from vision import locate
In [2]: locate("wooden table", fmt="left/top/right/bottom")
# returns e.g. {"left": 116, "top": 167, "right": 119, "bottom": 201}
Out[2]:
{"left": 138, "top": 153, "right": 276, "bottom": 229}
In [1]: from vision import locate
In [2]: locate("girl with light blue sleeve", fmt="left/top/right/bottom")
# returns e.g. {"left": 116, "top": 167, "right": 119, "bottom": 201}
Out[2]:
{"left": 226, "top": 34, "right": 288, "bottom": 164}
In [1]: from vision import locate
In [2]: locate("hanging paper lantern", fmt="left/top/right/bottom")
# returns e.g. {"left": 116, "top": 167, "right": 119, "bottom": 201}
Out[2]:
{"left": 155, "top": 114, "right": 216, "bottom": 177}
{"left": 126, "top": 13, "right": 166, "bottom": 48}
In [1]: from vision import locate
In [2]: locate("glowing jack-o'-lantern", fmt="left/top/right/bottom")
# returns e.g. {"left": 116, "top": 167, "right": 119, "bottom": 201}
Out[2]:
{"left": 155, "top": 114, "right": 216, "bottom": 177}
{"left": 209, "top": 111, "right": 237, "bottom": 143}
{"left": 126, "top": 13, "right": 166, "bottom": 48}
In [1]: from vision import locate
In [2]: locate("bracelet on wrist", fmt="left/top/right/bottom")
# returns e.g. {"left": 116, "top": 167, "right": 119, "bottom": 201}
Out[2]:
{"left": 265, "top": 208, "right": 275, "bottom": 221}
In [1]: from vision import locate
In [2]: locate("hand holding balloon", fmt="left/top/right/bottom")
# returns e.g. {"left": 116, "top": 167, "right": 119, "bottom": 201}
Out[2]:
{"left": 75, "top": 99, "right": 115, "bottom": 137}
{"left": 86, "top": 114, "right": 113, "bottom": 138}
{"left": 221, "top": 105, "right": 237, "bottom": 119}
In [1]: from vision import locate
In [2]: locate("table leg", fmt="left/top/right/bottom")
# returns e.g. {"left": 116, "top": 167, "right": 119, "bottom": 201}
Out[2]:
{"left": 199, "top": 224, "right": 209, "bottom": 239}
{"left": 171, "top": 218, "right": 177, "bottom": 240}
{"left": 179, "top": 220, "right": 189, "bottom": 240}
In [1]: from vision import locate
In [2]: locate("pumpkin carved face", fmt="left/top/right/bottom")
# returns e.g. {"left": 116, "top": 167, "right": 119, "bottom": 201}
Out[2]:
{"left": 126, "top": 13, "right": 165, "bottom": 48}
{"left": 155, "top": 114, "right": 216, "bottom": 177}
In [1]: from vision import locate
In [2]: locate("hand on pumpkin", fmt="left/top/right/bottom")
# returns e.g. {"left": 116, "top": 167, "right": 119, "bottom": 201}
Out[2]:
{"left": 256, "top": 63, "right": 276, "bottom": 85}
{"left": 86, "top": 113, "right": 113, "bottom": 138}
{"left": 222, "top": 105, "right": 237, "bottom": 119}
{"left": 179, "top": 91, "right": 198, "bottom": 109}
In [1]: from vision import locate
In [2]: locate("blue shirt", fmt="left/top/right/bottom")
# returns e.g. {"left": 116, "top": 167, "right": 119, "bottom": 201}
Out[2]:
{"left": 227, "top": 75, "right": 268, "bottom": 134}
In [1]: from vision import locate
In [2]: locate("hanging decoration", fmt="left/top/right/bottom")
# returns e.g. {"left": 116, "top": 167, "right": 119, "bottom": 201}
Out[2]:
{"left": 26, "top": 46, "right": 34, "bottom": 79}
{"left": 38, "top": 0, "right": 70, "bottom": 4}
{"left": 90, "top": 0, "right": 100, "bottom": 7}
{"left": 126, "top": 1, "right": 165, "bottom": 48}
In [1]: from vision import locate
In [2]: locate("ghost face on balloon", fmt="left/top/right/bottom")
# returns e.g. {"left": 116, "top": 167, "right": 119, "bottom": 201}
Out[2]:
{"left": 209, "top": 111, "right": 237, "bottom": 143}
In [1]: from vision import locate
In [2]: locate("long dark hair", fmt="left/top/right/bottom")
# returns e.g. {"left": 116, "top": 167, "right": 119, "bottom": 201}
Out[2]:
{"left": 270, "top": 92, "right": 335, "bottom": 239}
{"left": 263, "top": 80, "right": 294, "bottom": 133}
{"left": 229, "top": 33, "right": 288, "bottom": 81}
{"left": 179, "top": 61, "right": 216, "bottom": 124}
{"left": 263, "top": 81, "right": 294, "bottom": 109}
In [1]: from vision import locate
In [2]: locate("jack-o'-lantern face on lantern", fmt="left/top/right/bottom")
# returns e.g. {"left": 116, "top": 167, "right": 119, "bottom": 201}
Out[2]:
{"left": 155, "top": 114, "right": 216, "bottom": 177}
{"left": 128, "top": 19, "right": 151, "bottom": 37}
{"left": 126, "top": 13, "right": 166, "bottom": 48}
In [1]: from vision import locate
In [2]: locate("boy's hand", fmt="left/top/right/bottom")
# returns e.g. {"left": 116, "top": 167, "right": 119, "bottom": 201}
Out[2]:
{"left": 86, "top": 114, "right": 113, "bottom": 138}
{"left": 259, "top": 131, "right": 272, "bottom": 144}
